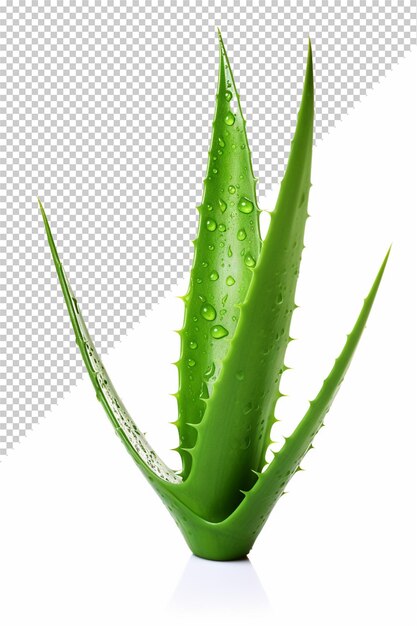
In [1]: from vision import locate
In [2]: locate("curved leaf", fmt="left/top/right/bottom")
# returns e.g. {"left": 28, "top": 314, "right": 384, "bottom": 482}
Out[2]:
{"left": 39, "top": 199, "right": 181, "bottom": 486}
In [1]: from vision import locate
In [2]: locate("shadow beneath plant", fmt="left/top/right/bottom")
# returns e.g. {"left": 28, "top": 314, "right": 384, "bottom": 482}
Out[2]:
{"left": 166, "top": 554, "right": 273, "bottom": 617}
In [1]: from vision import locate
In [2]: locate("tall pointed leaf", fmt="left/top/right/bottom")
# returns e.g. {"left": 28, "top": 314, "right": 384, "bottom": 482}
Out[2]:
{"left": 175, "top": 31, "right": 262, "bottom": 478}
{"left": 39, "top": 199, "right": 181, "bottom": 486}
{"left": 179, "top": 42, "right": 314, "bottom": 521}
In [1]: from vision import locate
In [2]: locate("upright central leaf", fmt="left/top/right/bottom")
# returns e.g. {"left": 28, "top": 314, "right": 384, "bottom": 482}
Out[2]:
{"left": 176, "top": 33, "right": 262, "bottom": 478}
{"left": 179, "top": 43, "right": 314, "bottom": 521}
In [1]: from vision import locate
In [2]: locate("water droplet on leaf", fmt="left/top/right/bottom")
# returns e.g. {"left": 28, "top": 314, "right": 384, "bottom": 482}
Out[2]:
{"left": 218, "top": 199, "right": 227, "bottom": 213}
{"left": 204, "top": 362, "right": 215, "bottom": 379}
{"left": 206, "top": 218, "right": 217, "bottom": 232}
{"left": 209, "top": 270, "right": 219, "bottom": 281}
{"left": 238, "top": 196, "right": 254, "bottom": 214}
{"left": 210, "top": 325, "right": 229, "bottom": 339}
{"left": 237, "top": 228, "right": 247, "bottom": 241}
{"left": 244, "top": 253, "right": 256, "bottom": 268}
{"left": 225, "top": 112, "right": 235, "bottom": 126}
{"left": 201, "top": 303, "right": 217, "bottom": 321}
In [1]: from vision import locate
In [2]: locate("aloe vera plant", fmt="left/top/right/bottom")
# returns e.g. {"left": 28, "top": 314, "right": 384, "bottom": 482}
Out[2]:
{"left": 39, "top": 32, "right": 389, "bottom": 561}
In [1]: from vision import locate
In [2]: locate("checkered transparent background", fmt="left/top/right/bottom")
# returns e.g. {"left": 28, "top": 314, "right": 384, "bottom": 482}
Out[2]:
{"left": 0, "top": 1, "right": 416, "bottom": 457}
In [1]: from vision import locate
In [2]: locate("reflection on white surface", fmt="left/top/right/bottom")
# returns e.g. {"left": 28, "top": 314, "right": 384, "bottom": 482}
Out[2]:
{"left": 167, "top": 555, "right": 273, "bottom": 616}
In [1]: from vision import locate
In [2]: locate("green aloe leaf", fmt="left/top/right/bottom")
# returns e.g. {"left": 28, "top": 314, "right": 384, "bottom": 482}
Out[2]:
{"left": 39, "top": 34, "right": 389, "bottom": 561}
{"left": 178, "top": 41, "right": 313, "bottom": 522}
{"left": 175, "top": 31, "right": 262, "bottom": 479}
{"left": 38, "top": 198, "right": 182, "bottom": 493}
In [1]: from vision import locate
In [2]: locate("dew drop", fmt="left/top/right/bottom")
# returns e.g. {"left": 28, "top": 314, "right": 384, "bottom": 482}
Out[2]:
{"left": 225, "top": 90, "right": 233, "bottom": 101}
{"left": 208, "top": 244, "right": 215, "bottom": 251}
{"left": 226, "top": 275, "right": 235, "bottom": 286}
{"left": 218, "top": 137, "right": 225, "bottom": 148}
{"left": 201, "top": 303, "right": 217, "bottom": 321}
{"left": 196, "top": 277, "right": 202, "bottom": 284}
{"left": 218, "top": 198, "right": 227, "bottom": 213}
{"left": 225, "top": 111, "right": 235, "bottom": 126}
{"left": 219, "top": 308, "right": 226, "bottom": 316}
{"left": 228, "top": 185, "right": 236, "bottom": 194}
{"left": 206, "top": 218, "right": 217, "bottom": 232}
{"left": 238, "top": 196, "right": 254, "bottom": 214}
{"left": 189, "top": 340, "right": 197, "bottom": 350}
{"left": 237, "top": 228, "right": 247, "bottom": 241}
{"left": 244, "top": 253, "right": 256, "bottom": 268}
{"left": 228, "top": 246, "right": 233, "bottom": 257}
{"left": 277, "top": 292, "right": 283, "bottom": 304}
{"left": 212, "top": 168, "right": 218, "bottom": 174}
{"left": 210, "top": 325, "right": 229, "bottom": 339}
{"left": 188, "top": 358, "right": 196, "bottom": 368}
{"left": 236, "top": 370, "right": 244, "bottom": 381}
{"left": 207, "top": 204, "right": 213, "bottom": 211}
{"left": 204, "top": 362, "right": 215, "bottom": 379}
{"left": 218, "top": 223, "right": 226, "bottom": 232}
{"left": 209, "top": 270, "right": 219, "bottom": 281}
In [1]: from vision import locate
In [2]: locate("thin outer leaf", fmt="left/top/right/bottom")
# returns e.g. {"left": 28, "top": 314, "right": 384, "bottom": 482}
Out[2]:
{"left": 175, "top": 30, "right": 262, "bottom": 478}
{"left": 224, "top": 248, "right": 391, "bottom": 534}
{"left": 38, "top": 199, "right": 181, "bottom": 486}
{"left": 177, "top": 42, "right": 314, "bottom": 521}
